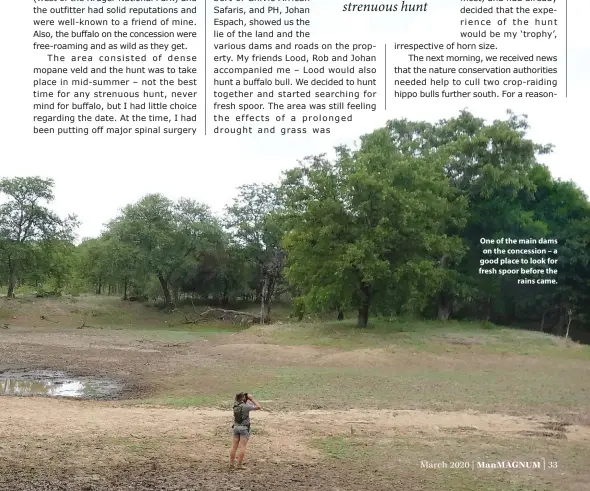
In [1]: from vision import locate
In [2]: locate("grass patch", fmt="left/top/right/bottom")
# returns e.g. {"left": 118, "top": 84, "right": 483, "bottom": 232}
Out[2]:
{"left": 252, "top": 320, "right": 590, "bottom": 360}
{"left": 312, "top": 434, "right": 588, "bottom": 491}
{"left": 256, "top": 366, "right": 588, "bottom": 417}
{"left": 106, "top": 324, "right": 241, "bottom": 342}
{"left": 314, "top": 435, "right": 383, "bottom": 461}
{"left": 134, "top": 363, "right": 590, "bottom": 424}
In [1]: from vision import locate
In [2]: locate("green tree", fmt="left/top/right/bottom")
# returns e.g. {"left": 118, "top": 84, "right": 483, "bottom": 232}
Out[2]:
{"left": 436, "top": 111, "right": 552, "bottom": 320}
{"left": 107, "top": 194, "right": 222, "bottom": 309}
{"left": 83, "top": 235, "right": 147, "bottom": 300}
{"left": 281, "top": 125, "right": 466, "bottom": 328}
{"left": 172, "top": 238, "right": 248, "bottom": 305}
{"left": 77, "top": 237, "right": 109, "bottom": 294}
{"left": 521, "top": 168, "right": 590, "bottom": 334}
{"left": 225, "top": 184, "right": 286, "bottom": 321}
{"left": 378, "top": 111, "right": 554, "bottom": 320}
{"left": 24, "top": 240, "right": 76, "bottom": 293}
{"left": 0, "top": 177, "right": 77, "bottom": 298}
{"left": 109, "top": 238, "right": 148, "bottom": 300}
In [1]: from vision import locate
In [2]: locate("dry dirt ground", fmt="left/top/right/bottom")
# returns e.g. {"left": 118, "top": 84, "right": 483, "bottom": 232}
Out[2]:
{"left": 1, "top": 297, "right": 589, "bottom": 490}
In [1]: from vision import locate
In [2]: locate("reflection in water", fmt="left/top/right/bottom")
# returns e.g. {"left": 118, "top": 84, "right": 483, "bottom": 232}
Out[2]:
{"left": 1, "top": 378, "right": 87, "bottom": 397}
{"left": 0, "top": 370, "right": 120, "bottom": 399}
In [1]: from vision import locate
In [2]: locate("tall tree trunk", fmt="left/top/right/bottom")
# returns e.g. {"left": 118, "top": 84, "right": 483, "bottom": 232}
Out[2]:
{"left": 123, "top": 278, "right": 128, "bottom": 301}
{"left": 158, "top": 273, "right": 172, "bottom": 308}
{"left": 6, "top": 257, "right": 16, "bottom": 298}
{"left": 222, "top": 282, "right": 229, "bottom": 307}
{"left": 6, "top": 274, "right": 16, "bottom": 299}
{"left": 437, "top": 255, "right": 452, "bottom": 320}
{"left": 357, "top": 304, "right": 369, "bottom": 328}
{"left": 555, "top": 304, "right": 567, "bottom": 336}
{"left": 260, "top": 275, "right": 275, "bottom": 323}
{"left": 97, "top": 277, "right": 102, "bottom": 295}
{"left": 540, "top": 310, "right": 547, "bottom": 332}
{"left": 437, "top": 292, "right": 452, "bottom": 320}
{"left": 264, "top": 277, "right": 274, "bottom": 318}
{"left": 487, "top": 298, "right": 492, "bottom": 322}
{"left": 565, "top": 308, "right": 572, "bottom": 339}
{"left": 260, "top": 280, "right": 266, "bottom": 325}
{"left": 356, "top": 283, "right": 371, "bottom": 328}
{"left": 507, "top": 297, "right": 516, "bottom": 324}
{"left": 337, "top": 309, "right": 344, "bottom": 321}
{"left": 260, "top": 276, "right": 271, "bottom": 323}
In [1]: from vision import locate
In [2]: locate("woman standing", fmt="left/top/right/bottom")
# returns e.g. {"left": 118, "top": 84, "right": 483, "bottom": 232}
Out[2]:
{"left": 229, "top": 392, "right": 263, "bottom": 469}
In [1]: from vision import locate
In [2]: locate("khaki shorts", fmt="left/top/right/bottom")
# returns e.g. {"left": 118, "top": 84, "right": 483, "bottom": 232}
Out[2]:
{"left": 232, "top": 425, "right": 250, "bottom": 439}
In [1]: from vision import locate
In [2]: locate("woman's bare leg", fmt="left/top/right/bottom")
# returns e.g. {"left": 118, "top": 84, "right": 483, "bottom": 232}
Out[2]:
{"left": 236, "top": 438, "right": 249, "bottom": 466}
{"left": 229, "top": 436, "right": 240, "bottom": 466}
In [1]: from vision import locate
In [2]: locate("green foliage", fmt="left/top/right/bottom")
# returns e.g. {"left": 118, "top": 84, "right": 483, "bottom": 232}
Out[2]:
{"left": 225, "top": 183, "right": 287, "bottom": 317}
{"left": 105, "top": 194, "right": 223, "bottom": 307}
{"left": 0, "top": 177, "right": 78, "bottom": 297}
{"left": 280, "top": 126, "right": 467, "bottom": 327}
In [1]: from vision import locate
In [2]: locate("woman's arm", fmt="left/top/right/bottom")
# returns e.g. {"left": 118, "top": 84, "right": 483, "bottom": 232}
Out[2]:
{"left": 248, "top": 395, "right": 263, "bottom": 410}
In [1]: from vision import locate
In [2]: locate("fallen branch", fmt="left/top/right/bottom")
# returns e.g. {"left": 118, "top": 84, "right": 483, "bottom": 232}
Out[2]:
{"left": 77, "top": 316, "right": 91, "bottom": 329}
{"left": 184, "top": 307, "right": 261, "bottom": 325}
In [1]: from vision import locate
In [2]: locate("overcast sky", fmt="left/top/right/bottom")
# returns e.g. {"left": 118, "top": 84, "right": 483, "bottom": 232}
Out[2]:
{"left": 2, "top": 0, "right": 587, "bottom": 240}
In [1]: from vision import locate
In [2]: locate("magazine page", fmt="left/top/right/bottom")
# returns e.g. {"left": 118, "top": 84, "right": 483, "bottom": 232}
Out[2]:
{"left": 1, "top": 1, "right": 588, "bottom": 490}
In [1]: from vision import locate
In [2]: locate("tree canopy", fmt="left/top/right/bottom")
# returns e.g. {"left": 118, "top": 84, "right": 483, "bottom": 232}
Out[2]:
{"left": 0, "top": 177, "right": 77, "bottom": 297}
{"left": 280, "top": 129, "right": 466, "bottom": 327}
